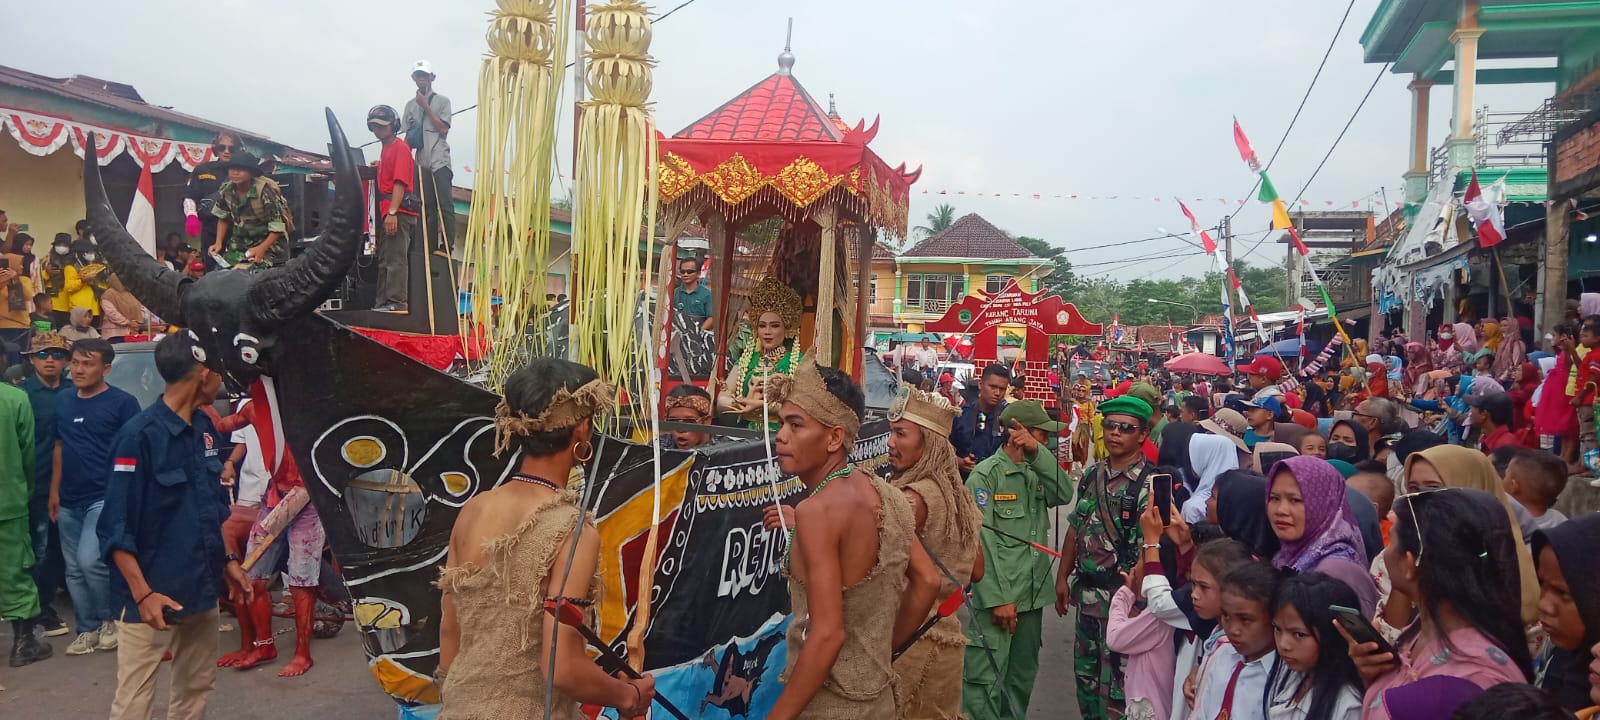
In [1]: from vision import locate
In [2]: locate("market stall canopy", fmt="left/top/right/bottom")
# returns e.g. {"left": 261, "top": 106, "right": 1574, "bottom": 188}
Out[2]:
{"left": 1255, "top": 338, "right": 1320, "bottom": 357}
{"left": 656, "top": 51, "right": 919, "bottom": 236}
{"left": 1164, "top": 351, "right": 1233, "bottom": 376}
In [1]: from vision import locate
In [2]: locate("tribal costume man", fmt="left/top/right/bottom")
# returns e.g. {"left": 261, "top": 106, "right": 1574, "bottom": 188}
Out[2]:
{"left": 884, "top": 385, "right": 983, "bottom": 719}
{"left": 719, "top": 276, "right": 803, "bottom": 430}
{"left": 1068, "top": 376, "right": 1104, "bottom": 469}
{"left": 436, "top": 358, "right": 654, "bottom": 719}
{"left": 763, "top": 354, "right": 941, "bottom": 720}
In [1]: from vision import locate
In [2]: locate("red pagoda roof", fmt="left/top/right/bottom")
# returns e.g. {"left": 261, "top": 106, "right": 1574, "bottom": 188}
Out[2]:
{"left": 674, "top": 72, "right": 844, "bottom": 142}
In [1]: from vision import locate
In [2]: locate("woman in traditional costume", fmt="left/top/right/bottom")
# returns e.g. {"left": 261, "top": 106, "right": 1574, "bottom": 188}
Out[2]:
{"left": 719, "top": 275, "right": 804, "bottom": 429}
{"left": 436, "top": 358, "right": 655, "bottom": 719}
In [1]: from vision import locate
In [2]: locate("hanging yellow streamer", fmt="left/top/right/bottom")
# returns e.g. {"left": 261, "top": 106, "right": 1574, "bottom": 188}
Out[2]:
{"left": 572, "top": 0, "right": 657, "bottom": 424}
{"left": 460, "top": 0, "right": 572, "bottom": 390}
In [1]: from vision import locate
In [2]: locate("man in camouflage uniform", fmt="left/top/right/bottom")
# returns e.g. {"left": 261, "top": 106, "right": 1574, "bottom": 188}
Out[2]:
{"left": 1054, "top": 395, "right": 1153, "bottom": 720}
{"left": 210, "top": 150, "right": 288, "bottom": 268}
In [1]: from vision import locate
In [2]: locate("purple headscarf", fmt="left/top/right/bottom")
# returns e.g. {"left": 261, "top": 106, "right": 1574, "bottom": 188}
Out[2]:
{"left": 1265, "top": 455, "right": 1364, "bottom": 572}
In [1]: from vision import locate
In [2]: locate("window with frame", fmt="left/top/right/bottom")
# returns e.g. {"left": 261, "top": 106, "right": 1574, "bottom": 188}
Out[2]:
{"left": 869, "top": 276, "right": 878, "bottom": 305}
{"left": 985, "top": 274, "right": 1013, "bottom": 294}
{"left": 906, "top": 273, "right": 922, "bottom": 308}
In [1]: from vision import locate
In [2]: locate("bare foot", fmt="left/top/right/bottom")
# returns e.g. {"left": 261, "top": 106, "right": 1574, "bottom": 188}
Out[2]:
{"left": 217, "top": 648, "right": 254, "bottom": 668}
{"left": 277, "top": 654, "right": 313, "bottom": 677}
{"left": 231, "top": 643, "right": 277, "bottom": 671}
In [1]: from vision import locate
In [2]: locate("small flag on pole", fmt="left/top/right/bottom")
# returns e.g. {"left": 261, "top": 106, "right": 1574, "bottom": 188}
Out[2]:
{"left": 1463, "top": 169, "right": 1506, "bottom": 248}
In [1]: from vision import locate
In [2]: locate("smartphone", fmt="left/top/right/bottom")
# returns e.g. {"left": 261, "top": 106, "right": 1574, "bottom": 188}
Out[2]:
{"left": 16, "top": 224, "right": 26, "bottom": 232}
{"left": 0, "top": 258, "right": 10, "bottom": 270}
{"left": 1330, "top": 604, "right": 1395, "bottom": 656}
{"left": 1149, "top": 473, "right": 1175, "bottom": 526}
{"left": 162, "top": 606, "right": 182, "bottom": 626}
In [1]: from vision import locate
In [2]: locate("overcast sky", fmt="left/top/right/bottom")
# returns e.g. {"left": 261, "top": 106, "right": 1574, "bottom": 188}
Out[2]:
{"left": 6, "top": 0, "right": 1551, "bottom": 280}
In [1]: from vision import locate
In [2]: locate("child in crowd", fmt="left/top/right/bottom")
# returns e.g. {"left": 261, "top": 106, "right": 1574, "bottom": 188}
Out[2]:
{"left": 1296, "top": 432, "right": 1326, "bottom": 459}
{"left": 1504, "top": 449, "right": 1570, "bottom": 532}
{"left": 28, "top": 292, "right": 50, "bottom": 333}
{"left": 1189, "top": 560, "right": 1280, "bottom": 720}
{"left": 1577, "top": 317, "right": 1600, "bottom": 466}
{"left": 1345, "top": 472, "right": 1393, "bottom": 545}
{"left": 1154, "top": 538, "right": 1254, "bottom": 720}
{"left": 1265, "top": 572, "right": 1363, "bottom": 720}
{"left": 1529, "top": 513, "right": 1600, "bottom": 713}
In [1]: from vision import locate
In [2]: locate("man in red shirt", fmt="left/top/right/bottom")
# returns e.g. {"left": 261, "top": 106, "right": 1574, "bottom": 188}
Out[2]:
{"left": 366, "top": 105, "right": 417, "bottom": 314}
{"left": 1470, "top": 391, "right": 1522, "bottom": 453}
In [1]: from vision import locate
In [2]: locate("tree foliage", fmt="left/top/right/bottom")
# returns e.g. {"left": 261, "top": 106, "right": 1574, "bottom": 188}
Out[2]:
{"left": 913, "top": 203, "right": 957, "bottom": 239}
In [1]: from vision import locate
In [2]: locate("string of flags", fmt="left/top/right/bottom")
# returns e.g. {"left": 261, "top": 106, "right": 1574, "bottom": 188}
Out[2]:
{"left": 910, "top": 188, "right": 1550, "bottom": 210}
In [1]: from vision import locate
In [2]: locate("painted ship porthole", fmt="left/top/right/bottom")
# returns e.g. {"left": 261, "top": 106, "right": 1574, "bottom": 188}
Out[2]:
{"left": 342, "top": 436, "right": 386, "bottom": 468}
{"left": 440, "top": 471, "right": 472, "bottom": 497}
{"left": 344, "top": 469, "right": 427, "bottom": 549}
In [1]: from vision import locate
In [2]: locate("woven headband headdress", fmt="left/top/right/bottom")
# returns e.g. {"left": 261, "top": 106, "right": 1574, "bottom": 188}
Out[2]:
{"left": 663, "top": 393, "right": 712, "bottom": 418}
{"left": 888, "top": 384, "right": 959, "bottom": 439}
{"left": 492, "top": 378, "right": 616, "bottom": 457}
{"left": 765, "top": 351, "right": 860, "bottom": 442}
{"left": 747, "top": 275, "right": 803, "bottom": 339}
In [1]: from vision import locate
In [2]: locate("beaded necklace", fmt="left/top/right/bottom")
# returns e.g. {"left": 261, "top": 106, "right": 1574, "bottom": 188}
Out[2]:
{"left": 510, "top": 473, "right": 562, "bottom": 492}
{"left": 782, "top": 464, "right": 853, "bottom": 572}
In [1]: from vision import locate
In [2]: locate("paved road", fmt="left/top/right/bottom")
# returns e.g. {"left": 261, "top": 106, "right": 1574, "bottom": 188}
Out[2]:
{"left": 0, "top": 606, "right": 391, "bottom": 720}
{"left": 4, "top": 542, "right": 1086, "bottom": 720}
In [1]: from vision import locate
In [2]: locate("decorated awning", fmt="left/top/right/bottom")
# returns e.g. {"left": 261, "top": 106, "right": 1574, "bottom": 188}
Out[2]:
{"left": 656, "top": 57, "right": 918, "bottom": 236}
{"left": 1, "top": 105, "right": 216, "bottom": 172}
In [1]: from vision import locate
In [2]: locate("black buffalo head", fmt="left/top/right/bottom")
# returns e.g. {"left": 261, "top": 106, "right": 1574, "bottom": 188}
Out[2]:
{"left": 84, "top": 109, "right": 363, "bottom": 391}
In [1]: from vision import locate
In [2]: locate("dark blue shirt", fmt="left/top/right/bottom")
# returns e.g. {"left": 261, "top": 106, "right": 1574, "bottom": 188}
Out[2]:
{"left": 55, "top": 385, "right": 141, "bottom": 509}
{"left": 98, "top": 401, "right": 229, "bottom": 622}
{"left": 20, "top": 375, "right": 67, "bottom": 502}
{"left": 951, "top": 400, "right": 1008, "bottom": 471}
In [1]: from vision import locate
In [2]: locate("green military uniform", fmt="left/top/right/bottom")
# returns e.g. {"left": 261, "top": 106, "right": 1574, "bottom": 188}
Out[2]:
{"left": 212, "top": 176, "right": 289, "bottom": 267}
{"left": 1068, "top": 453, "right": 1150, "bottom": 720}
{"left": 0, "top": 382, "right": 37, "bottom": 622}
{"left": 960, "top": 401, "right": 1075, "bottom": 720}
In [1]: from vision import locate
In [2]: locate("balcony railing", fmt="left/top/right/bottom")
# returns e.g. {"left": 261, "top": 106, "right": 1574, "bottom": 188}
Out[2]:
{"left": 1429, "top": 105, "right": 1573, "bottom": 183}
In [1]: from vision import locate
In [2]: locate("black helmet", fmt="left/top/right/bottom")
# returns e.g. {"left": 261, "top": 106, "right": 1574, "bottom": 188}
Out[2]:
{"left": 366, "top": 104, "right": 400, "bottom": 129}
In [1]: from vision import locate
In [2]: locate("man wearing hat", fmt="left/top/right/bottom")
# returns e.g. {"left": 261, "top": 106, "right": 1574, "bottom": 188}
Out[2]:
{"left": 368, "top": 104, "right": 419, "bottom": 314}
{"left": 21, "top": 332, "right": 70, "bottom": 638}
{"left": 210, "top": 149, "right": 288, "bottom": 268}
{"left": 402, "top": 60, "right": 455, "bottom": 253}
{"left": 1056, "top": 394, "right": 1154, "bottom": 720}
{"left": 1239, "top": 357, "right": 1286, "bottom": 401}
{"left": 886, "top": 385, "right": 983, "bottom": 720}
{"left": 1469, "top": 391, "right": 1521, "bottom": 453}
{"left": 961, "top": 400, "right": 1073, "bottom": 720}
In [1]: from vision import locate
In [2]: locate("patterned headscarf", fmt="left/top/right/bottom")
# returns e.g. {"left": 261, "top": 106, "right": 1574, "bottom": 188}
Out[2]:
{"left": 1265, "top": 455, "right": 1365, "bottom": 572}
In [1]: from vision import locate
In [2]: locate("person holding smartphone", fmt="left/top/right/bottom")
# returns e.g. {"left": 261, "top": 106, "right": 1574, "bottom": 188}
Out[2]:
{"left": 403, "top": 60, "right": 454, "bottom": 254}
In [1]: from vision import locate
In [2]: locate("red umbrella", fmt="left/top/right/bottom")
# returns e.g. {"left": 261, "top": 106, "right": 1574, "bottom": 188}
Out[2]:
{"left": 1164, "top": 352, "right": 1232, "bottom": 376}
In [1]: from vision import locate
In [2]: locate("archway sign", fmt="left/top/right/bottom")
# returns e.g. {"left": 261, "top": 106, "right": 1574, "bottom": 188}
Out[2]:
{"left": 924, "top": 286, "right": 1103, "bottom": 406}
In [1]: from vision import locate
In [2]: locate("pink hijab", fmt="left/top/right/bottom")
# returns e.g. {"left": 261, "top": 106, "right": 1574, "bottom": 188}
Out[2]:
{"left": 1453, "top": 322, "right": 1480, "bottom": 354}
{"left": 1266, "top": 455, "right": 1365, "bottom": 573}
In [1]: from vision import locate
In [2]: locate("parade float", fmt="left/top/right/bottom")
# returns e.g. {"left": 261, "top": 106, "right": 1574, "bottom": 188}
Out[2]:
{"left": 86, "top": 2, "right": 919, "bottom": 718}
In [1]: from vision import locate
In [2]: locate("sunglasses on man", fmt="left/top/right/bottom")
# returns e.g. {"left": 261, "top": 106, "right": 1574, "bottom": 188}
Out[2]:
{"left": 1101, "top": 419, "right": 1140, "bottom": 435}
{"left": 33, "top": 349, "right": 68, "bottom": 360}
{"left": 212, "top": 143, "right": 237, "bottom": 153}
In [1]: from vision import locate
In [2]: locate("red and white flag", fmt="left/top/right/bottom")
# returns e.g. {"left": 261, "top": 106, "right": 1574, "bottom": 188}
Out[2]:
{"left": 1176, "top": 199, "right": 1219, "bottom": 255}
{"left": 126, "top": 162, "right": 157, "bottom": 257}
{"left": 1463, "top": 169, "right": 1506, "bottom": 248}
{"left": 113, "top": 457, "right": 137, "bottom": 473}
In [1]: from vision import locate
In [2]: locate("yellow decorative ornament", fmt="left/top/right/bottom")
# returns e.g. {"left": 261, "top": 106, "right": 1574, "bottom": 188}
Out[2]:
{"left": 747, "top": 275, "right": 803, "bottom": 338}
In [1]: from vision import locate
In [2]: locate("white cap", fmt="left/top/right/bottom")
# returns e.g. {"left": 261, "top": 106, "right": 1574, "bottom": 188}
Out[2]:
{"left": 412, "top": 60, "right": 433, "bottom": 76}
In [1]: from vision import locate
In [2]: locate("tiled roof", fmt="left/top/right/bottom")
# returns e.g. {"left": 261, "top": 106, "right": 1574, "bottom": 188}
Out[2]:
{"left": 674, "top": 72, "right": 844, "bottom": 142}
{"left": 901, "top": 213, "right": 1033, "bottom": 259}
{"left": 0, "top": 64, "right": 266, "bottom": 144}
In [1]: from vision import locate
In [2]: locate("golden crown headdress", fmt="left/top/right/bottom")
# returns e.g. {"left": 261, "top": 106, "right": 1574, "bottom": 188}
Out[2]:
{"left": 747, "top": 275, "right": 802, "bottom": 339}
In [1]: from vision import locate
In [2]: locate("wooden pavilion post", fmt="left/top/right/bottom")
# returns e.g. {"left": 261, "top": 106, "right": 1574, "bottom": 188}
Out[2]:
{"left": 854, "top": 223, "right": 872, "bottom": 377}
{"left": 708, "top": 215, "right": 736, "bottom": 402}
{"left": 815, "top": 205, "right": 838, "bottom": 364}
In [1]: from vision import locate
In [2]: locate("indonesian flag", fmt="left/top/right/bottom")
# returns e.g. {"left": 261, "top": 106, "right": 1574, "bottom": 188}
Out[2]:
{"left": 1463, "top": 169, "right": 1506, "bottom": 248}
{"left": 126, "top": 162, "right": 157, "bottom": 257}
{"left": 1176, "top": 199, "right": 1219, "bottom": 254}
{"left": 113, "top": 457, "right": 137, "bottom": 473}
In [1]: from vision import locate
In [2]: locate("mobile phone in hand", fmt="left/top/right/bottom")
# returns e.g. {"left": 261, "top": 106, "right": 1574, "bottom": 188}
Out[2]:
{"left": 1330, "top": 604, "right": 1395, "bottom": 656}
{"left": 162, "top": 606, "right": 182, "bottom": 626}
{"left": 1149, "top": 473, "right": 1174, "bottom": 526}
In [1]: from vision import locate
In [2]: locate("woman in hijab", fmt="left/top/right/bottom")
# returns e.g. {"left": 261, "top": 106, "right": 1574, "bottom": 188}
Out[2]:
{"left": 1265, "top": 455, "right": 1379, "bottom": 616}
{"left": 1582, "top": 291, "right": 1600, "bottom": 319}
{"left": 1531, "top": 514, "right": 1600, "bottom": 713}
{"left": 1209, "top": 470, "right": 1280, "bottom": 559}
{"left": 1402, "top": 342, "right": 1433, "bottom": 396}
{"left": 1181, "top": 433, "right": 1238, "bottom": 524}
{"left": 1434, "top": 324, "right": 1465, "bottom": 373}
{"left": 1455, "top": 321, "right": 1482, "bottom": 355}
{"left": 1480, "top": 319, "right": 1504, "bottom": 353}
{"left": 1402, "top": 444, "right": 1540, "bottom": 625}
{"left": 1326, "top": 418, "right": 1369, "bottom": 464}
{"left": 1494, "top": 317, "right": 1529, "bottom": 383}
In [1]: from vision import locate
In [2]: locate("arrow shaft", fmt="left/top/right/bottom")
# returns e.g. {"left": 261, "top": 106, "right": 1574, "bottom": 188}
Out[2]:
{"left": 982, "top": 524, "right": 1062, "bottom": 558}
{"left": 544, "top": 603, "right": 691, "bottom": 720}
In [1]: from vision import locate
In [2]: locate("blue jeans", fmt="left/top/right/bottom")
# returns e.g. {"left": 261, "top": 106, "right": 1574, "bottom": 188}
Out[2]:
{"left": 29, "top": 494, "right": 64, "bottom": 613}
{"left": 57, "top": 501, "right": 111, "bottom": 633}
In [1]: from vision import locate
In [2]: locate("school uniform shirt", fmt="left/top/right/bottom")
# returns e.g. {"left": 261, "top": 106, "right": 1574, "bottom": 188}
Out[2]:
{"left": 1266, "top": 674, "right": 1362, "bottom": 720}
{"left": 54, "top": 385, "right": 141, "bottom": 510}
{"left": 1190, "top": 640, "right": 1274, "bottom": 720}
{"left": 97, "top": 402, "right": 229, "bottom": 622}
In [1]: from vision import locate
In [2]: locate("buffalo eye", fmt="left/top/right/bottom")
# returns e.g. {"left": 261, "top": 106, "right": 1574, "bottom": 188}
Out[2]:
{"left": 192, "top": 345, "right": 207, "bottom": 363}
{"left": 239, "top": 346, "right": 259, "bottom": 365}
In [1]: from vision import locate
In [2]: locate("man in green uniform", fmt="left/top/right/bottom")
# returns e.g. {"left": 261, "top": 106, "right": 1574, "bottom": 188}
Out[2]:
{"left": 210, "top": 151, "right": 289, "bottom": 268}
{"left": 960, "top": 400, "right": 1074, "bottom": 720}
{"left": 22, "top": 332, "right": 70, "bottom": 638}
{"left": 0, "top": 361, "right": 49, "bottom": 668}
{"left": 1055, "top": 395, "right": 1153, "bottom": 720}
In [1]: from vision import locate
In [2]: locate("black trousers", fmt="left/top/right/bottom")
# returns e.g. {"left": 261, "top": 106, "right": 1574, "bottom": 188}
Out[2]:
{"left": 418, "top": 166, "right": 455, "bottom": 253}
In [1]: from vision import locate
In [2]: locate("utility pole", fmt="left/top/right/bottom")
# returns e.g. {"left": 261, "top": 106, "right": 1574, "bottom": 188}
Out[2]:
{"left": 1221, "top": 215, "right": 1233, "bottom": 269}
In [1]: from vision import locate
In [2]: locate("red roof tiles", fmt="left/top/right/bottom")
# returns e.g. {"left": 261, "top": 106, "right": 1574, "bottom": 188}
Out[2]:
{"left": 674, "top": 73, "right": 844, "bottom": 142}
